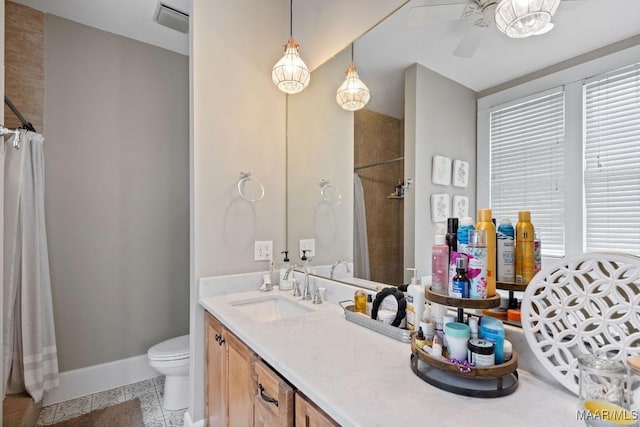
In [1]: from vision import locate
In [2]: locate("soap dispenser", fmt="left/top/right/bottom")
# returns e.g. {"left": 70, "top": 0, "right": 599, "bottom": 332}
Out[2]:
{"left": 406, "top": 268, "right": 425, "bottom": 331}
{"left": 300, "top": 250, "right": 312, "bottom": 300}
{"left": 269, "top": 260, "right": 279, "bottom": 287}
{"left": 279, "top": 250, "right": 291, "bottom": 282}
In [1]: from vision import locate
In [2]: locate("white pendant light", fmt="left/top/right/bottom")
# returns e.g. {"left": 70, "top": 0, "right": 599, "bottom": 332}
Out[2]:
{"left": 495, "top": 0, "right": 560, "bottom": 39}
{"left": 336, "top": 45, "right": 370, "bottom": 111}
{"left": 272, "top": 0, "right": 310, "bottom": 94}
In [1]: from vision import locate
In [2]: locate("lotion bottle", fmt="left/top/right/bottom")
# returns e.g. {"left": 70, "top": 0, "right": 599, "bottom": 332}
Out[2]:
{"left": 431, "top": 223, "right": 449, "bottom": 294}
{"left": 406, "top": 268, "right": 424, "bottom": 331}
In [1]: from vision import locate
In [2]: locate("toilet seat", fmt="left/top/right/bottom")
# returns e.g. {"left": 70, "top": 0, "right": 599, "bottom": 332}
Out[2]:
{"left": 148, "top": 335, "right": 189, "bottom": 361}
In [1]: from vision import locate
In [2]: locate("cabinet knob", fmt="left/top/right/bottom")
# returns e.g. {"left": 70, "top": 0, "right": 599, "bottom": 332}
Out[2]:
{"left": 218, "top": 338, "right": 225, "bottom": 346}
{"left": 258, "top": 383, "right": 279, "bottom": 407}
{"left": 214, "top": 334, "right": 220, "bottom": 342}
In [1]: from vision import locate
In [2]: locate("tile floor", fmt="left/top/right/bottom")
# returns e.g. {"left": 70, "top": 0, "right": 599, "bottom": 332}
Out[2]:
{"left": 36, "top": 376, "right": 185, "bottom": 427}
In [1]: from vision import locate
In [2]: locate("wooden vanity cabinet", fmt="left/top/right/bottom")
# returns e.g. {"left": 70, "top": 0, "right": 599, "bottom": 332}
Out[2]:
{"left": 205, "top": 312, "right": 257, "bottom": 427}
{"left": 205, "top": 311, "right": 339, "bottom": 427}
{"left": 295, "top": 393, "right": 340, "bottom": 427}
{"left": 253, "top": 360, "right": 295, "bottom": 427}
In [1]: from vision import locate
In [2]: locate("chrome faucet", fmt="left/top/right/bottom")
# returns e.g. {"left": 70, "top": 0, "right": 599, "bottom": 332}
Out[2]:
{"left": 330, "top": 260, "right": 351, "bottom": 279}
{"left": 292, "top": 280, "right": 302, "bottom": 297}
{"left": 283, "top": 264, "right": 298, "bottom": 281}
{"left": 312, "top": 282, "right": 322, "bottom": 304}
{"left": 301, "top": 250, "right": 312, "bottom": 301}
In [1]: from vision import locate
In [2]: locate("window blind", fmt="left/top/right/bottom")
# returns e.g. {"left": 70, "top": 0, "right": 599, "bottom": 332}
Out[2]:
{"left": 490, "top": 90, "right": 565, "bottom": 257}
{"left": 584, "top": 63, "right": 640, "bottom": 255}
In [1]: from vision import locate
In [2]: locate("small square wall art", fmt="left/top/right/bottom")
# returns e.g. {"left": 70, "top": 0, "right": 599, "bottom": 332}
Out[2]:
{"left": 453, "top": 195, "right": 469, "bottom": 219}
{"left": 431, "top": 155, "right": 452, "bottom": 186}
{"left": 452, "top": 160, "right": 469, "bottom": 188}
{"left": 430, "top": 193, "right": 450, "bottom": 223}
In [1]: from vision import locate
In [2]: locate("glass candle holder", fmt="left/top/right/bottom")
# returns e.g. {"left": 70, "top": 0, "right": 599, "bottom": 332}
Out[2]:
{"left": 578, "top": 351, "right": 628, "bottom": 408}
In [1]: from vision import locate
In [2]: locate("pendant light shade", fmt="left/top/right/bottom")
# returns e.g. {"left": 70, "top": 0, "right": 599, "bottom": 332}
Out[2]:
{"left": 336, "top": 63, "right": 370, "bottom": 111}
{"left": 272, "top": 37, "right": 310, "bottom": 94}
{"left": 495, "top": 0, "right": 560, "bottom": 38}
{"left": 272, "top": 0, "right": 310, "bottom": 94}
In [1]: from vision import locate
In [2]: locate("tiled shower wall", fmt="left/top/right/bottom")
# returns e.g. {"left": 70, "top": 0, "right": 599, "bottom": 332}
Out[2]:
{"left": 5, "top": 0, "right": 44, "bottom": 131}
{"left": 354, "top": 109, "right": 404, "bottom": 285}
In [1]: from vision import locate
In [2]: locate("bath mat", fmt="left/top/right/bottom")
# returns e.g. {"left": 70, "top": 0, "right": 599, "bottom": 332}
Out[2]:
{"left": 49, "top": 398, "right": 144, "bottom": 427}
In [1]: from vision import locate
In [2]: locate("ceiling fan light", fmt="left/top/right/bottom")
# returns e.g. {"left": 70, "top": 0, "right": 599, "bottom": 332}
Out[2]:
{"left": 495, "top": 0, "right": 559, "bottom": 39}
{"left": 336, "top": 63, "right": 370, "bottom": 111}
{"left": 272, "top": 37, "right": 311, "bottom": 95}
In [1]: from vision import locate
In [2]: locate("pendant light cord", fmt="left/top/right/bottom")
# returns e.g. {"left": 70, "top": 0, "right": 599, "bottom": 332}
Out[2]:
{"left": 351, "top": 43, "right": 354, "bottom": 63}
{"left": 290, "top": 0, "right": 293, "bottom": 37}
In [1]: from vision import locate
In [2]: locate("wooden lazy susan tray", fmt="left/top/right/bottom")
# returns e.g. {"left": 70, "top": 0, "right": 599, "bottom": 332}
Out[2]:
{"left": 410, "top": 335, "right": 519, "bottom": 397}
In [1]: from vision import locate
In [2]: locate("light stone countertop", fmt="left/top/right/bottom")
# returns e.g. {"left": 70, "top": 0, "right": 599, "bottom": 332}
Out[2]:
{"left": 200, "top": 287, "right": 582, "bottom": 427}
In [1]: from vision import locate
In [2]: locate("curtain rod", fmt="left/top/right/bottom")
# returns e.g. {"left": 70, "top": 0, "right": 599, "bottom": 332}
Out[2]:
{"left": 354, "top": 156, "right": 404, "bottom": 172}
{"left": 4, "top": 95, "right": 36, "bottom": 132}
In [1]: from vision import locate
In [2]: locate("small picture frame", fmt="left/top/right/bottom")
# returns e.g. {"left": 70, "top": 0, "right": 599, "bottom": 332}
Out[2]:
{"left": 430, "top": 193, "right": 450, "bottom": 223}
{"left": 453, "top": 195, "right": 469, "bottom": 219}
{"left": 431, "top": 155, "right": 452, "bottom": 186}
{"left": 452, "top": 160, "right": 469, "bottom": 188}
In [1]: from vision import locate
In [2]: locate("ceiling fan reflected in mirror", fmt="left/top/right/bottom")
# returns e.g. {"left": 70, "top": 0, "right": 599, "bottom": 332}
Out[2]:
{"left": 408, "top": 0, "right": 587, "bottom": 58}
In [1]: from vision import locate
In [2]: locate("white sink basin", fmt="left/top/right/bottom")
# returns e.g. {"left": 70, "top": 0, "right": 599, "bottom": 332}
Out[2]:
{"left": 229, "top": 295, "right": 314, "bottom": 323}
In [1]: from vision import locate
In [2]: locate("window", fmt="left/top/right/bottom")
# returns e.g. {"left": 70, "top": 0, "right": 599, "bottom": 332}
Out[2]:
{"left": 489, "top": 90, "right": 566, "bottom": 257}
{"left": 584, "top": 63, "right": 640, "bottom": 255}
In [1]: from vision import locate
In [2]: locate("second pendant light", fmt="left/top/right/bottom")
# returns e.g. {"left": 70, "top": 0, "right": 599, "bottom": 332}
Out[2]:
{"left": 336, "top": 44, "right": 370, "bottom": 111}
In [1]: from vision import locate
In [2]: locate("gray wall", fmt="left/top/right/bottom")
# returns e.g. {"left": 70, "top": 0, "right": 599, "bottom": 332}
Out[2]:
{"left": 404, "top": 63, "right": 477, "bottom": 282}
{"left": 44, "top": 15, "right": 189, "bottom": 371}
{"left": 190, "top": 0, "right": 287, "bottom": 419}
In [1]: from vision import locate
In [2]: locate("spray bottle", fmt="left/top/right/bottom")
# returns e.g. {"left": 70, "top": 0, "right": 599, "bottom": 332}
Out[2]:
{"left": 476, "top": 209, "right": 496, "bottom": 297}
{"left": 515, "top": 211, "right": 535, "bottom": 284}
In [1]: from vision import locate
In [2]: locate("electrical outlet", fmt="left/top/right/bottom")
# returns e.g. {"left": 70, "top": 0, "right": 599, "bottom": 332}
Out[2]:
{"left": 299, "top": 239, "right": 315, "bottom": 258}
{"left": 254, "top": 241, "right": 273, "bottom": 261}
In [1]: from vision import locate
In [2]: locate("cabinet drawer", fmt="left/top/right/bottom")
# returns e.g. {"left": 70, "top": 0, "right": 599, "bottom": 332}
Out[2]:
{"left": 254, "top": 361, "right": 294, "bottom": 425}
{"left": 295, "top": 393, "right": 340, "bottom": 427}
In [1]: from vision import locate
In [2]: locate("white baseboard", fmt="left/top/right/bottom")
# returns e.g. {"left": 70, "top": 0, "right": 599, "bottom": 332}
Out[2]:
{"left": 184, "top": 411, "right": 204, "bottom": 427}
{"left": 43, "top": 354, "right": 158, "bottom": 406}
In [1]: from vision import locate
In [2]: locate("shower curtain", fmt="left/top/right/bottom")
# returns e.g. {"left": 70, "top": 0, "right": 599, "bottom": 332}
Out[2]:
{"left": 353, "top": 173, "right": 370, "bottom": 280}
{"left": 3, "top": 130, "right": 59, "bottom": 402}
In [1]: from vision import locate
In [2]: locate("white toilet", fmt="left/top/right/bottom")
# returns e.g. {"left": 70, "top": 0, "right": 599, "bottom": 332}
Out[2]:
{"left": 148, "top": 335, "right": 190, "bottom": 410}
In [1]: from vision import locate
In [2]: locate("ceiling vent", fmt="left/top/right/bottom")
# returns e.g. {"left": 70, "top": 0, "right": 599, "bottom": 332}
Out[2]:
{"left": 154, "top": 2, "right": 189, "bottom": 33}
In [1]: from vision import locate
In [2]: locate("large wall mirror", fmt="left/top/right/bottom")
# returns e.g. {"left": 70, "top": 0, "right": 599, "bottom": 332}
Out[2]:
{"left": 286, "top": 0, "right": 640, "bottom": 288}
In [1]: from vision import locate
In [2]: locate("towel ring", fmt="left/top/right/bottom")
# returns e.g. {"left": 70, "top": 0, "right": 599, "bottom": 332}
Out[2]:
{"left": 237, "top": 172, "right": 265, "bottom": 202}
{"left": 319, "top": 179, "right": 342, "bottom": 206}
